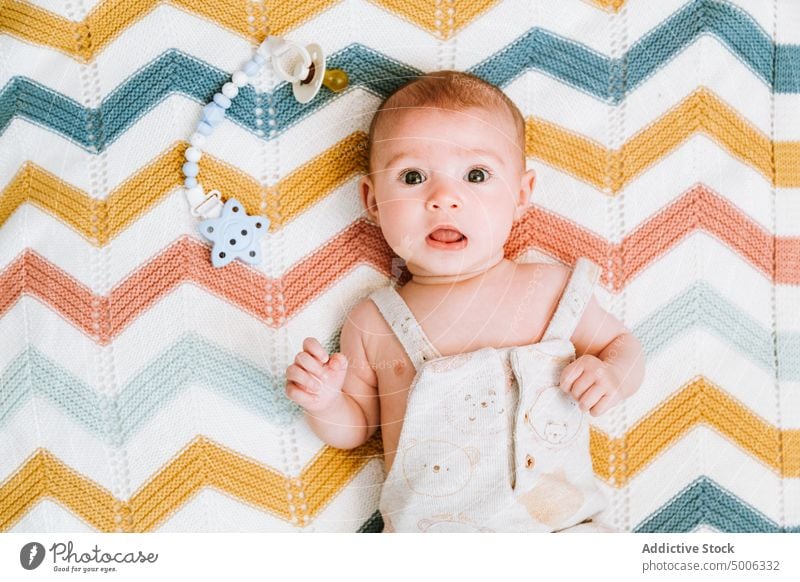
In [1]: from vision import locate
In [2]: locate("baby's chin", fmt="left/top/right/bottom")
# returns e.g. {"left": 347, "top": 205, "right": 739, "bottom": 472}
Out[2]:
{"left": 402, "top": 253, "right": 502, "bottom": 281}
{"left": 388, "top": 236, "right": 507, "bottom": 279}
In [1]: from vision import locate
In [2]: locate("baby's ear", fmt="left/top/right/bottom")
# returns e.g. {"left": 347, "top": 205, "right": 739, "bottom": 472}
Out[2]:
{"left": 514, "top": 169, "right": 536, "bottom": 220}
{"left": 359, "top": 175, "right": 380, "bottom": 225}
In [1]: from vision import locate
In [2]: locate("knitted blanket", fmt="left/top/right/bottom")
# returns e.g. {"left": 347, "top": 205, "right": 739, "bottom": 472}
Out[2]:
{"left": 1, "top": 0, "right": 798, "bottom": 532}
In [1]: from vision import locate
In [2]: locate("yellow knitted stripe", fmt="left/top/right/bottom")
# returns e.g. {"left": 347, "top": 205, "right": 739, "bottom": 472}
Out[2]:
{"left": 4, "top": 90, "right": 797, "bottom": 243}
{"left": 0, "top": 450, "right": 118, "bottom": 532}
{"left": 588, "top": 0, "right": 626, "bottom": 12}
{"left": 528, "top": 88, "right": 788, "bottom": 192}
{"left": 786, "top": 430, "right": 800, "bottom": 477}
{"left": 774, "top": 141, "right": 800, "bottom": 186}
{"left": 0, "top": 436, "right": 381, "bottom": 532}
{"left": 590, "top": 377, "right": 800, "bottom": 487}
{"left": 373, "top": 0, "right": 498, "bottom": 39}
{"left": 0, "top": 134, "right": 364, "bottom": 243}
{"left": 301, "top": 435, "right": 383, "bottom": 516}
{"left": 0, "top": 150, "right": 184, "bottom": 246}
{"left": 129, "top": 437, "right": 290, "bottom": 530}
{"left": 266, "top": 131, "right": 366, "bottom": 227}
{"left": 0, "top": 0, "right": 338, "bottom": 61}
{"left": 1, "top": 400, "right": 795, "bottom": 530}
{"left": 1, "top": 0, "right": 496, "bottom": 59}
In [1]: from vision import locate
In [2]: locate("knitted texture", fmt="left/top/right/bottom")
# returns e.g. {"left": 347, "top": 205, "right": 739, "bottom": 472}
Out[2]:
{"left": 0, "top": 0, "right": 798, "bottom": 532}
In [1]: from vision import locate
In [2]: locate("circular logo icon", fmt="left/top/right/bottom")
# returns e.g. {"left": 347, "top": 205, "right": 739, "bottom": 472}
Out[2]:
{"left": 19, "top": 542, "right": 46, "bottom": 570}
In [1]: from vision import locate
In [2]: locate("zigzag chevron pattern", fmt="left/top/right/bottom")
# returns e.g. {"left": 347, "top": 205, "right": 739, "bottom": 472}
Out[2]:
{"left": 1, "top": 375, "right": 796, "bottom": 531}
{"left": 2, "top": 54, "right": 800, "bottom": 183}
{"left": 2, "top": 241, "right": 800, "bottom": 379}
{"left": 0, "top": 0, "right": 501, "bottom": 55}
{"left": 2, "top": 0, "right": 799, "bottom": 92}
{"left": 0, "top": 435, "right": 384, "bottom": 532}
{"left": 4, "top": 90, "right": 800, "bottom": 244}
{"left": 1, "top": 0, "right": 799, "bottom": 532}
{"left": 635, "top": 477, "right": 800, "bottom": 533}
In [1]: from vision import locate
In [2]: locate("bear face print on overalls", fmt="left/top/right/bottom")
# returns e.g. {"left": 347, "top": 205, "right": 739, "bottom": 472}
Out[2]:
{"left": 369, "top": 258, "right": 613, "bottom": 533}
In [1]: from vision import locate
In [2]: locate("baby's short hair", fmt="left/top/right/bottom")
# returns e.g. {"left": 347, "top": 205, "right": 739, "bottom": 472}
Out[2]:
{"left": 366, "top": 70, "right": 526, "bottom": 174}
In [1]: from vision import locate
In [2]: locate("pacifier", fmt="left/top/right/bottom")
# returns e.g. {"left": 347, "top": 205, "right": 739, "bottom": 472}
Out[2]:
{"left": 258, "top": 35, "right": 349, "bottom": 103}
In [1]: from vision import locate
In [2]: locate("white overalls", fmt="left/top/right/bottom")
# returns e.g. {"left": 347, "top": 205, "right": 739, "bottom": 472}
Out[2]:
{"left": 369, "top": 258, "right": 615, "bottom": 533}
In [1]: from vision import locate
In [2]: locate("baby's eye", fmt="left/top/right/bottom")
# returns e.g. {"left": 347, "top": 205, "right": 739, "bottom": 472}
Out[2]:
{"left": 401, "top": 170, "right": 425, "bottom": 185}
{"left": 466, "top": 168, "right": 491, "bottom": 183}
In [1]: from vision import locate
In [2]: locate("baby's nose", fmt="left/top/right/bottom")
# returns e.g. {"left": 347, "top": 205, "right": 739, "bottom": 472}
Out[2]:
{"left": 425, "top": 193, "right": 460, "bottom": 211}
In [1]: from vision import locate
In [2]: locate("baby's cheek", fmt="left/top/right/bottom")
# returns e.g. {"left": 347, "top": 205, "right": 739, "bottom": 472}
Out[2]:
{"left": 380, "top": 220, "right": 417, "bottom": 258}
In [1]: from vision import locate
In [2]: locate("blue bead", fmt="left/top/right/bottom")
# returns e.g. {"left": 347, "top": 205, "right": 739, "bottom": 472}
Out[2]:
{"left": 213, "top": 93, "right": 231, "bottom": 109}
{"left": 182, "top": 162, "right": 199, "bottom": 177}
{"left": 196, "top": 121, "right": 214, "bottom": 136}
{"left": 202, "top": 102, "right": 226, "bottom": 126}
{"left": 244, "top": 61, "right": 259, "bottom": 76}
{"left": 184, "top": 177, "right": 198, "bottom": 188}
{"left": 253, "top": 54, "right": 266, "bottom": 66}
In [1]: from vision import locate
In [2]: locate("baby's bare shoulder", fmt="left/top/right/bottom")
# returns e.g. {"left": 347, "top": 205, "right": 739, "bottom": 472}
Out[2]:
{"left": 517, "top": 261, "right": 571, "bottom": 298}
{"left": 338, "top": 296, "right": 390, "bottom": 389}
{"left": 342, "top": 294, "right": 393, "bottom": 356}
{"left": 345, "top": 295, "right": 387, "bottom": 333}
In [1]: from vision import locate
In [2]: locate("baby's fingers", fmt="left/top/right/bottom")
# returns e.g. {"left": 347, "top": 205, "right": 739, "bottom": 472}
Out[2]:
{"left": 569, "top": 371, "right": 596, "bottom": 400}
{"left": 286, "top": 365, "right": 321, "bottom": 394}
{"left": 295, "top": 350, "right": 326, "bottom": 378}
{"left": 285, "top": 381, "right": 320, "bottom": 409}
{"left": 588, "top": 392, "right": 616, "bottom": 417}
{"left": 302, "top": 337, "right": 330, "bottom": 364}
{"left": 577, "top": 383, "right": 605, "bottom": 412}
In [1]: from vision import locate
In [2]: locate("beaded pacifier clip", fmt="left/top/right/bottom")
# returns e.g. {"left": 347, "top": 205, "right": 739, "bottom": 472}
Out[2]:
{"left": 183, "top": 36, "right": 349, "bottom": 268}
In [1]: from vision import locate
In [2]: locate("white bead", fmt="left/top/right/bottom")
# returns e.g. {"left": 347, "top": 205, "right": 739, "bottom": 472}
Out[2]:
{"left": 221, "top": 82, "right": 239, "bottom": 99}
{"left": 185, "top": 147, "right": 202, "bottom": 162}
{"left": 186, "top": 185, "right": 204, "bottom": 198}
{"left": 232, "top": 71, "right": 249, "bottom": 87}
{"left": 189, "top": 133, "right": 206, "bottom": 148}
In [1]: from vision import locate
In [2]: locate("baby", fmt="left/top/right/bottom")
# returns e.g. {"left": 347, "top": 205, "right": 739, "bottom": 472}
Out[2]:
{"left": 285, "top": 71, "right": 645, "bottom": 533}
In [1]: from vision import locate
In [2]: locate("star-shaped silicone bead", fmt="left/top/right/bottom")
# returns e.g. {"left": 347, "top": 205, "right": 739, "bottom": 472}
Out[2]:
{"left": 197, "top": 197, "right": 269, "bottom": 268}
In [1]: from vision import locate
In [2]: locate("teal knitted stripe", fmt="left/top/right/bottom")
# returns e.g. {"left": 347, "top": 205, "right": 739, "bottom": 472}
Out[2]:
{"left": 624, "top": 0, "right": 774, "bottom": 96}
{"left": 777, "top": 45, "right": 800, "bottom": 93}
{"left": 1, "top": 288, "right": 796, "bottom": 439}
{"left": 361, "top": 480, "right": 800, "bottom": 532}
{"left": 2, "top": 0, "right": 798, "bottom": 150}
{"left": 357, "top": 510, "right": 384, "bottom": 533}
{"left": 0, "top": 47, "right": 417, "bottom": 151}
{"left": 633, "top": 281, "right": 791, "bottom": 378}
{"left": 635, "top": 476, "right": 800, "bottom": 533}
{"left": 115, "top": 333, "right": 300, "bottom": 440}
{"left": 778, "top": 334, "right": 800, "bottom": 381}
{"left": 0, "top": 348, "right": 105, "bottom": 434}
{"left": 0, "top": 334, "right": 301, "bottom": 442}
{"left": 355, "top": 477, "right": 800, "bottom": 532}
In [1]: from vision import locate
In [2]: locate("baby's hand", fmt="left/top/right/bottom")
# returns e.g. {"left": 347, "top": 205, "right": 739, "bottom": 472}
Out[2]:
{"left": 285, "top": 337, "right": 348, "bottom": 413}
{"left": 559, "top": 355, "right": 623, "bottom": 417}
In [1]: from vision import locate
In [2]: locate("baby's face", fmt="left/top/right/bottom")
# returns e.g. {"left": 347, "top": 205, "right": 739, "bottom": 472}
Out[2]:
{"left": 360, "top": 106, "right": 535, "bottom": 279}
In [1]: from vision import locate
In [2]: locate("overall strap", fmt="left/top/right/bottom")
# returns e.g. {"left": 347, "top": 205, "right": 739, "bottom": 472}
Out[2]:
{"left": 541, "top": 257, "right": 602, "bottom": 342}
{"left": 369, "top": 286, "right": 442, "bottom": 371}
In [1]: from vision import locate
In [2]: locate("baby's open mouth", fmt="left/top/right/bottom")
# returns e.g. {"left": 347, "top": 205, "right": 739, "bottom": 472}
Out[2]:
{"left": 427, "top": 228, "right": 468, "bottom": 250}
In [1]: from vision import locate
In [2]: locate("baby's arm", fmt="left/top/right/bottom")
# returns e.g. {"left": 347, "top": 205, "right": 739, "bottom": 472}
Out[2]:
{"left": 555, "top": 271, "right": 646, "bottom": 416}
{"left": 285, "top": 301, "right": 380, "bottom": 449}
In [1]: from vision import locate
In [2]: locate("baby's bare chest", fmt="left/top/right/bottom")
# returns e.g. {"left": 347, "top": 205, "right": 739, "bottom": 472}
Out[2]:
{"left": 372, "top": 295, "right": 551, "bottom": 471}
